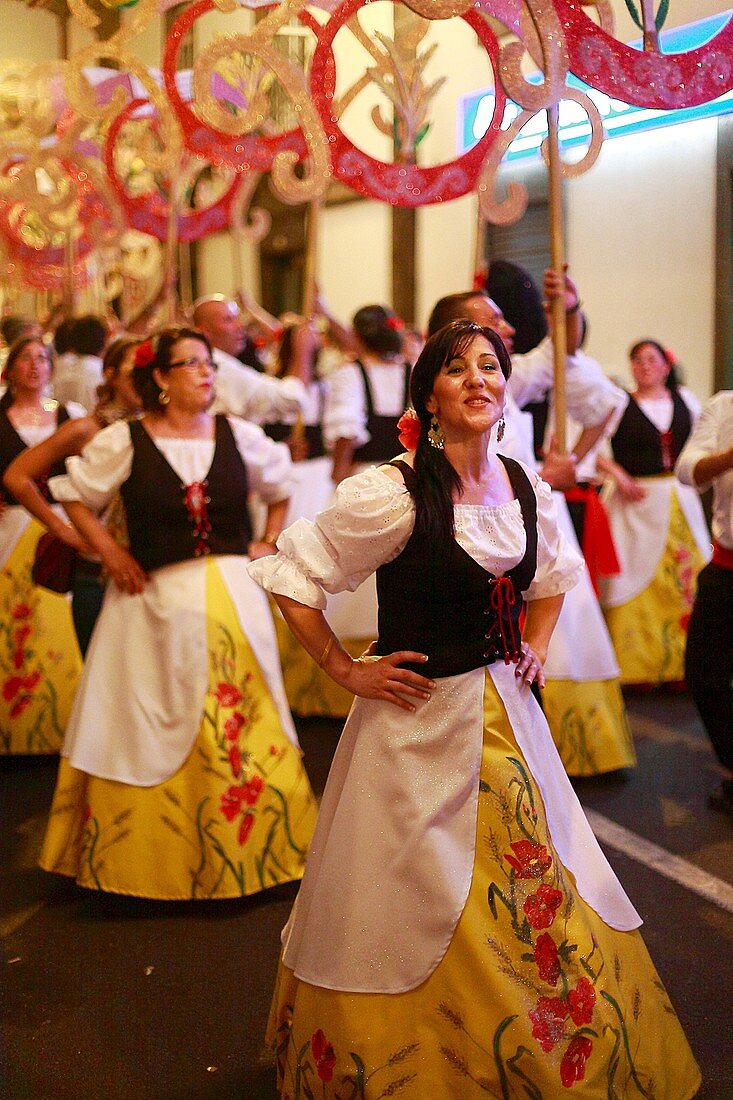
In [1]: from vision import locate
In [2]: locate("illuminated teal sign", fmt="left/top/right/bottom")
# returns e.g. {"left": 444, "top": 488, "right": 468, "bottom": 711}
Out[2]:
{"left": 459, "top": 12, "right": 733, "bottom": 159}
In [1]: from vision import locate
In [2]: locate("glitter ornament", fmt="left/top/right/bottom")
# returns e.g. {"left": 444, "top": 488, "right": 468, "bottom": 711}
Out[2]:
{"left": 309, "top": 0, "right": 506, "bottom": 205}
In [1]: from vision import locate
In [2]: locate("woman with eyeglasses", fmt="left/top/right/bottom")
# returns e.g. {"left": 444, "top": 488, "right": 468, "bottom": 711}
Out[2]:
{"left": 0, "top": 335, "right": 84, "bottom": 754}
{"left": 39, "top": 326, "right": 317, "bottom": 900}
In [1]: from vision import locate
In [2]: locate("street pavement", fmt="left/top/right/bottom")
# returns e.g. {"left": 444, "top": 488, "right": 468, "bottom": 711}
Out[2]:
{"left": 1, "top": 690, "right": 731, "bottom": 1099}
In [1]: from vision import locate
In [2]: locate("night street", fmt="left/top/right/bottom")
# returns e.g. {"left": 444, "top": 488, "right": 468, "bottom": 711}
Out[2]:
{"left": 2, "top": 690, "right": 732, "bottom": 1099}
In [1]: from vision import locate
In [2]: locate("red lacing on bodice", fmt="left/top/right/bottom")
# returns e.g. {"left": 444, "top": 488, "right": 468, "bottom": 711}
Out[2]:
{"left": 659, "top": 429, "right": 674, "bottom": 472}
{"left": 183, "top": 480, "right": 212, "bottom": 556}
{"left": 489, "top": 575, "right": 520, "bottom": 664}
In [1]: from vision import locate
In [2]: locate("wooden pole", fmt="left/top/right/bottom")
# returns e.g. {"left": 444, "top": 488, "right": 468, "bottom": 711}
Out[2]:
{"left": 65, "top": 230, "right": 76, "bottom": 315}
{"left": 231, "top": 220, "right": 244, "bottom": 303}
{"left": 473, "top": 200, "right": 486, "bottom": 288}
{"left": 640, "top": 0, "right": 660, "bottom": 53}
{"left": 164, "top": 159, "right": 188, "bottom": 324}
{"left": 178, "top": 239, "right": 193, "bottom": 315}
{"left": 301, "top": 198, "right": 320, "bottom": 318}
{"left": 546, "top": 102, "right": 567, "bottom": 454}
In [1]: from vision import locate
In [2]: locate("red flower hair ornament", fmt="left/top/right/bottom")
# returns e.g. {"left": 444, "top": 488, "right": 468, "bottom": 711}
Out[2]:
{"left": 397, "top": 407, "right": 422, "bottom": 452}
{"left": 133, "top": 338, "right": 157, "bottom": 370}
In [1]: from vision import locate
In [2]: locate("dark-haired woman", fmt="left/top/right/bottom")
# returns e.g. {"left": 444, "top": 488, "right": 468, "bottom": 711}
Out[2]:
{"left": 4, "top": 336, "right": 141, "bottom": 655}
{"left": 326, "top": 303, "right": 411, "bottom": 485}
{"left": 39, "top": 326, "right": 317, "bottom": 899}
{"left": 283, "top": 305, "right": 412, "bottom": 716}
{"left": 598, "top": 340, "right": 710, "bottom": 685}
{"left": 51, "top": 314, "right": 109, "bottom": 411}
{"left": 251, "top": 321, "right": 699, "bottom": 1098}
{"left": 0, "top": 337, "right": 84, "bottom": 754}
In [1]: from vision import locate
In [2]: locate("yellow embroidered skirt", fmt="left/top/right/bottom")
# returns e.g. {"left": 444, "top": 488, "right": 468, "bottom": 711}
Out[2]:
{"left": 542, "top": 679, "right": 636, "bottom": 776}
{"left": 267, "top": 677, "right": 700, "bottom": 1099}
{"left": 604, "top": 495, "right": 706, "bottom": 685}
{"left": 40, "top": 560, "right": 318, "bottom": 899}
{"left": 0, "top": 517, "right": 82, "bottom": 754}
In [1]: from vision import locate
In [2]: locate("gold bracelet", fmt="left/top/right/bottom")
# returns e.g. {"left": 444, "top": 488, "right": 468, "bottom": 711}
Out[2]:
{"left": 317, "top": 636, "right": 334, "bottom": 668}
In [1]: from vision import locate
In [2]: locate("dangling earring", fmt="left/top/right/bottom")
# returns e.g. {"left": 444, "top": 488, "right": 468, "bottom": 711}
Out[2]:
{"left": 496, "top": 416, "right": 505, "bottom": 443}
{"left": 428, "top": 414, "right": 445, "bottom": 451}
{"left": 159, "top": 389, "right": 170, "bottom": 406}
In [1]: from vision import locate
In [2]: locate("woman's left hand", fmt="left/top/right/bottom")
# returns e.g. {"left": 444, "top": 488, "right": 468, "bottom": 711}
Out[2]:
{"left": 515, "top": 642, "right": 546, "bottom": 689}
{"left": 248, "top": 540, "right": 278, "bottom": 561}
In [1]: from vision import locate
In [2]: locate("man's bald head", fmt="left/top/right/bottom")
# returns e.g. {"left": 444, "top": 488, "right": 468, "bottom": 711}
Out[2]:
{"left": 192, "top": 295, "right": 245, "bottom": 357}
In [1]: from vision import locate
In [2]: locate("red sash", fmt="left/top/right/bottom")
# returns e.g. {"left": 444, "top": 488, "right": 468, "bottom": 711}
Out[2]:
{"left": 565, "top": 486, "right": 621, "bottom": 596}
{"left": 712, "top": 540, "right": 733, "bottom": 571}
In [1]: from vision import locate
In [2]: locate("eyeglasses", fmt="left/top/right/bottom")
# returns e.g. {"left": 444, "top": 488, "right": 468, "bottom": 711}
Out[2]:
{"left": 169, "top": 357, "right": 218, "bottom": 372}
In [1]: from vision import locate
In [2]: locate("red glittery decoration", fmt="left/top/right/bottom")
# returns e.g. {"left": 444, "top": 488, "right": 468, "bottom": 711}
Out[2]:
{"left": 162, "top": 0, "right": 309, "bottom": 172}
{"left": 103, "top": 98, "right": 242, "bottom": 242}
{"left": 557, "top": 1, "right": 733, "bottom": 110}
{"left": 308, "top": 0, "right": 506, "bottom": 206}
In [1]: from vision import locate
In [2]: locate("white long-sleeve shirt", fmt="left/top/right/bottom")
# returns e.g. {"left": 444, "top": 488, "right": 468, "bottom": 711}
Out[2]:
{"left": 676, "top": 390, "right": 733, "bottom": 551}
{"left": 210, "top": 347, "right": 307, "bottom": 424}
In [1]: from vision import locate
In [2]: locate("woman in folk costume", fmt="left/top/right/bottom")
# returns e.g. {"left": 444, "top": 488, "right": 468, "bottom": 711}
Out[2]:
{"left": 0, "top": 336, "right": 84, "bottom": 754}
{"left": 262, "top": 318, "right": 334, "bottom": 528}
{"left": 598, "top": 340, "right": 710, "bottom": 686}
{"left": 427, "top": 287, "right": 635, "bottom": 778}
{"left": 39, "top": 326, "right": 317, "bottom": 900}
{"left": 279, "top": 304, "right": 412, "bottom": 717}
{"left": 4, "top": 336, "right": 142, "bottom": 656}
{"left": 250, "top": 321, "right": 700, "bottom": 1099}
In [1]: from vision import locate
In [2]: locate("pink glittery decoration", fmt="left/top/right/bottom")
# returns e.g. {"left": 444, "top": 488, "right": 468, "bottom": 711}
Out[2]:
{"left": 557, "top": 1, "right": 733, "bottom": 109}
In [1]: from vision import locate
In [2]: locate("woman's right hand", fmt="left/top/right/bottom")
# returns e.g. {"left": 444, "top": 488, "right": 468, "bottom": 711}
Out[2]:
{"left": 346, "top": 645, "right": 434, "bottom": 712}
{"left": 615, "top": 469, "right": 647, "bottom": 502}
{"left": 102, "top": 544, "right": 148, "bottom": 594}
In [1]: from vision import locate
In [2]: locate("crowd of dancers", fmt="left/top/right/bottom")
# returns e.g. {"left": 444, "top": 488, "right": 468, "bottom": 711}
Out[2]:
{"left": 1, "top": 260, "right": 730, "bottom": 1097}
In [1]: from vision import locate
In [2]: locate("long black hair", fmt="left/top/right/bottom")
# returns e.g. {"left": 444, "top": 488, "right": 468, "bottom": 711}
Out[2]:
{"left": 409, "top": 320, "right": 512, "bottom": 544}
{"left": 629, "top": 339, "right": 680, "bottom": 391}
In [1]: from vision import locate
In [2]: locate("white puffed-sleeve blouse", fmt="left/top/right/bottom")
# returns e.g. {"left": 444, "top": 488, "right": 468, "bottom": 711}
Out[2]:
{"left": 50, "top": 415, "right": 293, "bottom": 510}
{"left": 248, "top": 461, "right": 584, "bottom": 608}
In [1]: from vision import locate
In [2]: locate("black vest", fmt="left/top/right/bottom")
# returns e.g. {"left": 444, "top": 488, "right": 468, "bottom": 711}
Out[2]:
{"left": 611, "top": 390, "right": 691, "bottom": 476}
{"left": 375, "top": 457, "right": 538, "bottom": 680}
{"left": 264, "top": 382, "right": 325, "bottom": 459}
{"left": 0, "top": 403, "right": 70, "bottom": 506}
{"left": 120, "top": 416, "right": 252, "bottom": 573}
{"left": 353, "top": 360, "right": 411, "bottom": 463}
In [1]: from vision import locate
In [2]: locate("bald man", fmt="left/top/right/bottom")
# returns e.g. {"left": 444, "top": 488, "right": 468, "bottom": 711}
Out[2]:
{"left": 193, "top": 295, "right": 307, "bottom": 424}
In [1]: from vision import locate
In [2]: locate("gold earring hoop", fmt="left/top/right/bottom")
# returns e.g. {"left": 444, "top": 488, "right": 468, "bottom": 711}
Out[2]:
{"left": 158, "top": 389, "right": 170, "bottom": 406}
{"left": 428, "top": 414, "right": 445, "bottom": 451}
